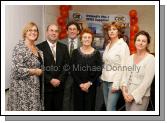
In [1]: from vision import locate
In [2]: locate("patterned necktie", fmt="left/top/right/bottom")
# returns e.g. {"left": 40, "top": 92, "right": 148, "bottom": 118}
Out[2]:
{"left": 51, "top": 44, "right": 56, "bottom": 62}
{"left": 70, "top": 39, "right": 74, "bottom": 56}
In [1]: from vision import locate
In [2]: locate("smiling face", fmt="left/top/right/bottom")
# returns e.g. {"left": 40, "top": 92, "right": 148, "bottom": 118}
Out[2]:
{"left": 108, "top": 25, "right": 119, "bottom": 39}
{"left": 22, "top": 22, "right": 39, "bottom": 42}
{"left": 25, "top": 26, "right": 38, "bottom": 42}
{"left": 67, "top": 24, "right": 79, "bottom": 39}
{"left": 135, "top": 34, "right": 148, "bottom": 51}
{"left": 46, "top": 25, "right": 59, "bottom": 43}
{"left": 81, "top": 33, "right": 93, "bottom": 47}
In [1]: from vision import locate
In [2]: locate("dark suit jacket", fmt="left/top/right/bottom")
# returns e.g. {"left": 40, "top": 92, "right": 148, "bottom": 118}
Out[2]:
{"left": 37, "top": 41, "right": 69, "bottom": 92}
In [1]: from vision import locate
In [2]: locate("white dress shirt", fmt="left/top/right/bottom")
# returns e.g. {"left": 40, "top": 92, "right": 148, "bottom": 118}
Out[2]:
{"left": 47, "top": 40, "right": 57, "bottom": 62}
{"left": 101, "top": 38, "right": 130, "bottom": 89}
{"left": 121, "top": 53, "right": 155, "bottom": 104}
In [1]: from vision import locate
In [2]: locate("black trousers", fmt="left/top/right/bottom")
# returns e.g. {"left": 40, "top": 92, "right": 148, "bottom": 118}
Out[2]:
{"left": 44, "top": 91, "right": 64, "bottom": 111}
{"left": 73, "top": 84, "right": 96, "bottom": 111}
{"left": 95, "top": 83, "right": 106, "bottom": 111}
{"left": 62, "top": 75, "right": 74, "bottom": 111}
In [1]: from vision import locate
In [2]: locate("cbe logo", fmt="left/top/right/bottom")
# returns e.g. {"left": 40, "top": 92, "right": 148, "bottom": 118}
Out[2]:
{"left": 115, "top": 16, "right": 126, "bottom": 22}
{"left": 73, "top": 13, "right": 82, "bottom": 21}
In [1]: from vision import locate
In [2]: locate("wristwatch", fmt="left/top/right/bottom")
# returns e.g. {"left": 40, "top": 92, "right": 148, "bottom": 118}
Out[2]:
{"left": 88, "top": 81, "right": 93, "bottom": 86}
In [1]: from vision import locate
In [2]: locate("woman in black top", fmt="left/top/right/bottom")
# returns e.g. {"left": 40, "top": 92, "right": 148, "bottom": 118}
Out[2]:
{"left": 71, "top": 28, "right": 102, "bottom": 111}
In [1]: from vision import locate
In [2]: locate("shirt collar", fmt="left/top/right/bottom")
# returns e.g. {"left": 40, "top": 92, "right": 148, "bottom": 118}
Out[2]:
{"left": 47, "top": 40, "right": 57, "bottom": 47}
{"left": 68, "top": 38, "right": 78, "bottom": 43}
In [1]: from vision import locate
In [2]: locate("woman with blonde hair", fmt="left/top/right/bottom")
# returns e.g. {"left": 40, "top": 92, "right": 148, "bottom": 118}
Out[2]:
{"left": 7, "top": 22, "right": 44, "bottom": 111}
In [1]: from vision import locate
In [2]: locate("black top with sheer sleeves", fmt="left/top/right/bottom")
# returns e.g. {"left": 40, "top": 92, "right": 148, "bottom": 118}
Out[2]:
{"left": 70, "top": 48, "right": 102, "bottom": 86}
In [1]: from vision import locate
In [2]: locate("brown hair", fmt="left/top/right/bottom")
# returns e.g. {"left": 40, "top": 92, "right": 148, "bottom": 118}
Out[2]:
{"left": 107, "top": 21, "right": 126, "bottom": 39}
{"left": 80, "top": 28, "right": 94, "bottom": 42}
{"left": 134, "top": 30, "right": 151, "bottom": 52}
{"left": 67, "top": 21, "right": 81, "bottom": 34}
{"left": 22, "top": 22, "right": 39, "bottom": 41}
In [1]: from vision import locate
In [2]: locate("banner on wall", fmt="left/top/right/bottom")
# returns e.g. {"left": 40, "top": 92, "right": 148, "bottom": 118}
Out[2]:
{"left": 69, "top": 11, "right": 130, "bottom": 50}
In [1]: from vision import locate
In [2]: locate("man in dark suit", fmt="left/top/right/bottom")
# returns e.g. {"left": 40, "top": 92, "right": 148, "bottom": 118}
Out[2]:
{"left": 37, "top": 24, "right": 69, "bottom": 111}
{"left": 60, "top": 21, "right": 81, "bottom": 111}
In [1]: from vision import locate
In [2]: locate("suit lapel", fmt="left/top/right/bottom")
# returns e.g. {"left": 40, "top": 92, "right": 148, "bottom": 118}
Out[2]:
{"left": 63, "top": 38, "right": 70, "bottom": 54}
{"left": 44, "top": 41, "right": 55, "bottom": 64}
{"left": 64, "top": 38, "right": 69, "bottom": 46}
{"left": 44, "top": 41, "right": 53, "bottom": 56}
{"left": 60, "top": 38, "right": 69, "bottom": 46}
{"left": 56, "top": 42, "right": 62, "bottom": 64}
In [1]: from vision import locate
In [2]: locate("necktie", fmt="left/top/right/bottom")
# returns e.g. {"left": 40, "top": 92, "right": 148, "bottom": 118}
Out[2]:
{"left": 70, "top": 39, "right": 74, "bottom": 56}
{"left": 51, "top": 44, "right": 56, "bottom": 62}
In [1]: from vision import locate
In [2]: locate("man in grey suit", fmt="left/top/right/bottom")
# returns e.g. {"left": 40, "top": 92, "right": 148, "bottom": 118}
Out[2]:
{"left": 60, "top": 21, "right": 81, "bottom": 111}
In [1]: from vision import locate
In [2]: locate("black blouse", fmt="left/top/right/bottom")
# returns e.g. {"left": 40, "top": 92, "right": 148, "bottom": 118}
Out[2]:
{"left": 37, "top": 52, "right": 43, "bottom": 100}
{"left": 71, "top": 48, "right": 102, "bottom": 86}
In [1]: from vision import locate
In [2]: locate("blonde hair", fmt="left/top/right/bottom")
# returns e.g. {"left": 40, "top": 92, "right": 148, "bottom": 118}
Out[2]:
{"left": 22, "top": 22, "right": 39, "bottom": 41}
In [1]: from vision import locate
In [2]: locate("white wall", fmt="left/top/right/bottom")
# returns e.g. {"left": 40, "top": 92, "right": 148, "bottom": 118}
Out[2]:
{"left": 44, "top": 5, "right": 59, "bottom": 30}
{"left": 5, "top": 5, "right": 45, "bottom": 89}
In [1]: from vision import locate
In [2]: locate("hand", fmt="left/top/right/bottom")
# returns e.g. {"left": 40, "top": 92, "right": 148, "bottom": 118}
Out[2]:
{"left": 127, "top": 94, "right": 134, "bottom": 102}
{"left": 84, "top": 82, "right": 91, "bottom": 90}
{"left": 123, "top": 92, "right": 134, "bottom": 103}
{"left": 80, "top": 83, "right": 89, "bottom": 93}
{"left": 122, "top": 86, "right": 132, "bottom": 103}
{"left": 123, "top": 91, "right": 131, "bottom": 103}
{"left": 35, "top": 68, "right": 43, "bottom": 76}
{"left": 80, "top": 83, "right": 87, "bottom": 92}
{"left": 50, "top": 79, "right": 61, "bottom": 87}
{"left": 29, "top": 68, "right": 42, "bottom": 76}
{"left": 111, "top": 87, "right": 119, "bottom": 93}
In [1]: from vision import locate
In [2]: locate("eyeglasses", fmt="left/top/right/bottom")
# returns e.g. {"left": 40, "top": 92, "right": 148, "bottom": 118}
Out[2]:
{"left": 27, "top": 29, "right": 38, "bottom": 33}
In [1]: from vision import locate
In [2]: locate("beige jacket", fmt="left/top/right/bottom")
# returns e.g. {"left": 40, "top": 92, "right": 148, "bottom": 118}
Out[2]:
{"left": 121, "top": 54, "right": 155, "bottom": 104}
